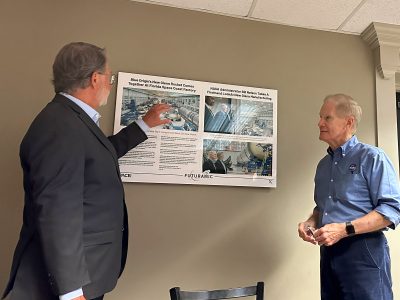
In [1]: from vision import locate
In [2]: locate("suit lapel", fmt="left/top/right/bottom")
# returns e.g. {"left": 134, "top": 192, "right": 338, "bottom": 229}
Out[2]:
{"left": 52, "top": 95, "right": 119, "bottom": 165}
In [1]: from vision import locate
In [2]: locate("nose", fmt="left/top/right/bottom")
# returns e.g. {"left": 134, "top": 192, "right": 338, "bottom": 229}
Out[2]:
{"left": 318, "top": 118, "right": 324, "bottom": 128}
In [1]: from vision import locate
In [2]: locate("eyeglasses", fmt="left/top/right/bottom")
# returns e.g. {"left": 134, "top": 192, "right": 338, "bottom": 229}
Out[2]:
{"left": 110, "top": 74, "right": 116, "bottom": 85}
{"left": 98, "top": 72, "right": 117, "bottom": 85}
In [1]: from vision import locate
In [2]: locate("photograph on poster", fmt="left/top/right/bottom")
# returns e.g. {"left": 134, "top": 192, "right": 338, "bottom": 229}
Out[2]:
{"left": 120, "top": 87, "right": 200, "bottom": 131}
{"left": 204, "top": 96, "right": 273, "bottom": 137}
{"left": 203, "top": 139, "right": 273, "bottom": 177}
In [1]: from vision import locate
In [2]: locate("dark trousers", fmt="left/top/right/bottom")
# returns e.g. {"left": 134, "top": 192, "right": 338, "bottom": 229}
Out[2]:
{"left": 91, "top": 296, "right": 104, "bottom": 300}
{"left": 320, "top": 232, "right": 392, "bottom": 300}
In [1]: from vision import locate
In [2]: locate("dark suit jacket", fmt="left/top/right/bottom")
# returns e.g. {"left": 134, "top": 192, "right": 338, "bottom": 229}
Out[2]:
{"left": 204, "top": 105, "right": 214, "bottom": 132}
{"left": 216, "top": 160, "right": 227, "bottom": 174}
{"left": 202, "top": 159, "right": 226, "bottom": 174}
{"left": 3, "top": 94, "right": 147, "bottom": 300}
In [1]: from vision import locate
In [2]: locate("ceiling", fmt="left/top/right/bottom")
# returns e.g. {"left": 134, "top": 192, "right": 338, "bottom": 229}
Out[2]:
{"left": 130, "top": 0, "right": 400, "bottom": 35}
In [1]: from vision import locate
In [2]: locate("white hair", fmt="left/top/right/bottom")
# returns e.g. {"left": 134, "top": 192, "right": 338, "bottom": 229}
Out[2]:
{"left": 324, "top": 94, "right": 362, "bottom": 133}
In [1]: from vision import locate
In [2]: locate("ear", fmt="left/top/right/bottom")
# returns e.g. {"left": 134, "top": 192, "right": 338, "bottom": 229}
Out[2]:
{"left": 90, "top": 71, "right": 101, "bottom": 88}
{"left": 346, "top": 115, "right": 355, "bottom": 129}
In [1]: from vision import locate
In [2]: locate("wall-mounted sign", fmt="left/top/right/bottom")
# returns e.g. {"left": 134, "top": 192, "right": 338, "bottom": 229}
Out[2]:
{"left": 113, "top": 72, "right": 277, "bottom": 187}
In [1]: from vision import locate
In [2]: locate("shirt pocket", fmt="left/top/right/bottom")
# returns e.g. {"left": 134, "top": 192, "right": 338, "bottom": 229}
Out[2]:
{"left": 334, "top": 173, "right": 368, "bottom": 202}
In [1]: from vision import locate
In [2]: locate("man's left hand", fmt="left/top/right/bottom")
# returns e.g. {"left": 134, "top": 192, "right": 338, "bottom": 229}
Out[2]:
{"left": 314, "top": 223, "right": 347, "bottom": 246}
{"left": 142, "top": 103, "right": 172, "bottom": 128}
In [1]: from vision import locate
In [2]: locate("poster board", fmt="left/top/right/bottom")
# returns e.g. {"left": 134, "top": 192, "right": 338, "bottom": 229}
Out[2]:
{"left": 113, "top": 72, "right": 277, "bottom": 187}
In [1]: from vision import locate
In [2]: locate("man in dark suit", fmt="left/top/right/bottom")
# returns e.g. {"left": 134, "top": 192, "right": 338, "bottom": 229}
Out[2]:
{"left": 216, "top": 152, "right": 227, "bottom": 174}
{"left": 2, "top": 42, "right": 170, "bottom": 300}
{"left": 204, "top": 96, "right": 216, "bottom": 132}
{"left": 202, "top": 151, "right": 226, "bottom": 174}
{"left": 202, "top": 150, "right": 218, "bottom": 173}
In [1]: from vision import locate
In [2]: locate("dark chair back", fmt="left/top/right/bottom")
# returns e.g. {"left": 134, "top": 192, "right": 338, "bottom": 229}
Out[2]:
{"left": 170, "top": 282, "right": 264, "bottom": 300}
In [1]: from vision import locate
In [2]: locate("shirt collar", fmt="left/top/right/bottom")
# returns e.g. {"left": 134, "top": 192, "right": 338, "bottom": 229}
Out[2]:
{"left": 327, "top": 135, "right": 358, "bottom": 157}
{"left": 60, "top": 92, "right": 101, "bottom": 126}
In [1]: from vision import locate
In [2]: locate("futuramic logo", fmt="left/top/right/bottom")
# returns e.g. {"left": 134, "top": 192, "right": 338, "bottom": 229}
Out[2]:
{"left": 184, "top": 170, "right": 213, "bottom": 181}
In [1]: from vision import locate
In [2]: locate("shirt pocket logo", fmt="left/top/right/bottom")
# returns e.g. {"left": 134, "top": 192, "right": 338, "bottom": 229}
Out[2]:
{"left": 348, "top": 163, "right": 357, "bottom": 174}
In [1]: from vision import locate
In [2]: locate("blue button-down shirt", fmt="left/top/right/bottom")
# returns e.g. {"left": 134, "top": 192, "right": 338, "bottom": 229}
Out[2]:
{"left": 314, "top": 135, "right": 400, "bottom": 229}
{"left": 60, "top": 92, "right": 101, "bottom": 125}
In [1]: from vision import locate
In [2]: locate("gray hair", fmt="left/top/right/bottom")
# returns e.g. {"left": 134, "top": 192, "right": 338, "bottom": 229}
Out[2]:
{"left": 52, "top": 42, "right": 107, "bottom": 93}
{"left": 324, "top": 94, "right": 362, "bottom": 133}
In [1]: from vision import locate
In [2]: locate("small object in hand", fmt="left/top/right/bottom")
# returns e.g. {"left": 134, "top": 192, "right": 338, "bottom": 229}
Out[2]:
{"left": 307, "top": 226, "right": 316, "bottom": 237}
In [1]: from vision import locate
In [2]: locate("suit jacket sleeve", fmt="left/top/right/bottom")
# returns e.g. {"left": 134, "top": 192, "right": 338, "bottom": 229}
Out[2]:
{"left": 108, "top": 121, "right": 148, "bottom": 158}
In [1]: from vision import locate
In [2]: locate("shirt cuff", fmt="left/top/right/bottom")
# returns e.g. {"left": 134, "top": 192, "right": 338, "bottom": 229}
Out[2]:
{"left": 375, "top": 205, "right": 400, "bottom": 229}
{"left": 60, "top": 288, "right": 83, "bottom": 300}
{"left": 136, "top": 119, "right": 150, "bottom": 133}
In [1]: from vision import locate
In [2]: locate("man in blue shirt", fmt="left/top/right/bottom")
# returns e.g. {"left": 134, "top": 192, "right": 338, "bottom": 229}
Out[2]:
{"left": 298, "top": 94, "right": 400, "bottom": 300}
